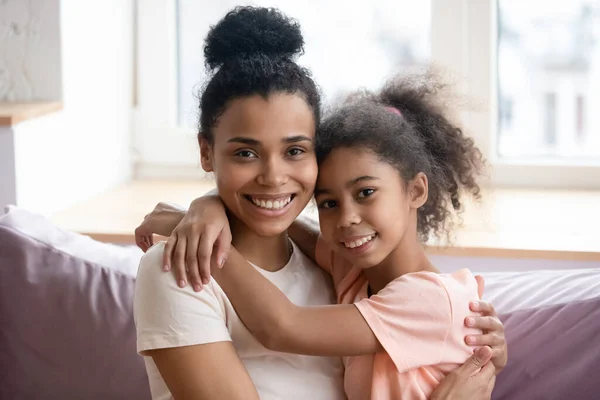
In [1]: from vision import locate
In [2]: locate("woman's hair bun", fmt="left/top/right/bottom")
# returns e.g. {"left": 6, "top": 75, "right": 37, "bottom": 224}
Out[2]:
{"left": 204, "top": 6, "right": 305, "bottom": 70}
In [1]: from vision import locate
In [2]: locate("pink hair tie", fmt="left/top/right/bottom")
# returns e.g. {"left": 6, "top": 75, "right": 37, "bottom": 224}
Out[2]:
{"left": 385, "top": 106, "right": 402, "bottom": 116}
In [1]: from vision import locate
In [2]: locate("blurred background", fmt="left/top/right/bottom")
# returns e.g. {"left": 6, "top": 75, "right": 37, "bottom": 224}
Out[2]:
{"left": 0, "top": 0, "right": 599, "bottom": 263}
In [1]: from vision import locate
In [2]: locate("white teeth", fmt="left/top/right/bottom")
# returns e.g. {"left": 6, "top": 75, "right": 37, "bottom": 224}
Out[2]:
{"left": 343, "top": 234, "right": 375, "bottom": 249}
{"left": 251, "top": 196, "right": 292, "bottom": 210}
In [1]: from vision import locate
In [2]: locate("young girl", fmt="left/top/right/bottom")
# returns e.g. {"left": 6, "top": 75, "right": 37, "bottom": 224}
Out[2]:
{"left": 182, "top": 73, "right": 491, "bottom": 399}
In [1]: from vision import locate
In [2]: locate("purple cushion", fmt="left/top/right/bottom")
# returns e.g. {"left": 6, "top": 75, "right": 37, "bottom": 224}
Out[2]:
{"left": 493, "top": 296, "right": 600, "bottom": 400}
{"left": 0, "top": 211, "right": 149, "bottom": 399}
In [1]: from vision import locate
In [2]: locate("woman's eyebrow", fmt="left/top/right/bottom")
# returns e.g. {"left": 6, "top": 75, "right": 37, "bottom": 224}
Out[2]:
{"left": 226, "top": 135, "right": 312, "bottom": 145}
{"left": 227, "top": 137, "right": 261, "bottom": 145}
{"left": 282, "top": 135, "right": 313, "bottom": 144}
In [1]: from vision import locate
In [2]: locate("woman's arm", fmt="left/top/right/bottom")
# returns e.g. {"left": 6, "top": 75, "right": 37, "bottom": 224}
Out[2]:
{"left": 430, "top": 346, "right": 496, "bottom": 400}
{"left": 148, "top": 342, "right": 259, "bottom": 400}
{"left": 213, "top": 248, "right": 383, "bottom": 357}
{"left": 135, "top": 243, "right": 258, "bottom": 399}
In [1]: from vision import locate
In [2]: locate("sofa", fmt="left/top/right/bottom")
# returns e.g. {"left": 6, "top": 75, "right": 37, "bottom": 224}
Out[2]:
{"left": 1, "top": 206, "right": 599, "bottom": 399}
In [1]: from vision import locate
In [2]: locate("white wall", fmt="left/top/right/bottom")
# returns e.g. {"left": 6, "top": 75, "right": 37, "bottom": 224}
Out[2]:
{"left": 0, "top": 0, "right": 62, "bottom": 101}
{"left": 0, "top": 0, "right": 134, "bottom": 215}
{"left": 0, "top": 126, "right": 17, "bottom": 210}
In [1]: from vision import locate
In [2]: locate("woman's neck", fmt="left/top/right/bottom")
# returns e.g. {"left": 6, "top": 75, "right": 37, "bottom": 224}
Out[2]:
{"left": 363, "top": 221, "right": 438, "bottom": 294}
{"left": 230, "top": 218, "right": 291, "bottom": 272}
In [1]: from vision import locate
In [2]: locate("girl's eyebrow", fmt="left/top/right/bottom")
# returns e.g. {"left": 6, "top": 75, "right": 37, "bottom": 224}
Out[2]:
{"left": 314, "top": 176, "right": 380, "bottom": 197}
{"left": 346, "top": 175, "right": 379, "bottom": 188}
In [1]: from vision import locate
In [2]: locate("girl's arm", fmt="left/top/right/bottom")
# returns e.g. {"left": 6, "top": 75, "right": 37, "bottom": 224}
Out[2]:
{"left": 137, "top": 190, "right": 325, "bottom": 289}
{"left": 287, "top": 214, "right": 321, "bottom": 264}
{"left": 213, "top": 248, "right": 383, "bottom": 357}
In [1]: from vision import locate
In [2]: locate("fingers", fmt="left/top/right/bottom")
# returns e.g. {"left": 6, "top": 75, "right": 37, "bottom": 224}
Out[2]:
{"left": 491, "top": 346, "right": 507, "bottom": 363}
{"left": 479, "top": 358, "right": 496, "bottom": 381}
{"left": 214, "top": 228, "right": 232, "bottom": 269}
{"left": 465, "top": 315, "right": 504, "bottom": 333}
{"left": 470, "top": 300, "right": 497, "bottom": 317}
{"left": 460, "top": 346, "right": 493, "bottom": 376}
{"left": 475, "top": 275, "right": 485, "bottom": 298}
{"left": 486, "top": 375, "right": 497, "bottom": 399}
{"left": 134, "top": 227, "right": 147, "bottom": 252}
{"left": 168, "top": 235, "right": 188, "bottom": 288}
{"left": 185, "top": 233, "right": 202, "bottom": 292}
{"left": 198, "top": 228, "right": 221, "bottom": 286}
{"left": 163, "top": 235, "right": 176, "bottom": 271}
{"left": 465, "top": 332, "right": 504, "bottom": 347}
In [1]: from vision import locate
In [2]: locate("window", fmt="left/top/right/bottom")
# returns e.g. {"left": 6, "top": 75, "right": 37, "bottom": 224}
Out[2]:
{"left": 134, "top": 0, "right": 430, "bottom": 175}
{"left": 176, "top": 0, "right": 431, "bottom": 129}
{"left": 497, "top": 0, "right": 600, "bottom": 161}
{"left": 135, "top": 0, "right": 600, "bottom": 188}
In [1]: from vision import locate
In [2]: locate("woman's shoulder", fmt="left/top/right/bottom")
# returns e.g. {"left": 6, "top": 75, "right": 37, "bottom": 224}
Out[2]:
{"left": 135, "top": 242, "right": 227, "bottom": 307}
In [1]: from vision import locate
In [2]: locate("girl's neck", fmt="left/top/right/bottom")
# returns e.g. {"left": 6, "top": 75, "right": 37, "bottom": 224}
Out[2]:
{"left": 230, "top": 218, "right": 291, "bottom": 272}
{"left": 363, "top": 224, "right": 438, "bottom": 294}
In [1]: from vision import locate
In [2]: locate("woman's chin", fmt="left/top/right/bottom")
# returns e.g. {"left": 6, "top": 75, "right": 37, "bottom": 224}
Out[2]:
{"left": 248, "top": 219, "right": 296, "bottom": 238}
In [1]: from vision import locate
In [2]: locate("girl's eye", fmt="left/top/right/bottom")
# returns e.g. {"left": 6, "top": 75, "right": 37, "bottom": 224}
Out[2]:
{"left": 287, "top": 148, "right": 305, "bottom": 157}
{"left": 318, "top": 200, "right": 337, "bottom": 209}
{"left": 357, "top": 188, "right": 375, "bottom": 199}
{"left": 235, "top": 150, "right": 257, "bottom": 158}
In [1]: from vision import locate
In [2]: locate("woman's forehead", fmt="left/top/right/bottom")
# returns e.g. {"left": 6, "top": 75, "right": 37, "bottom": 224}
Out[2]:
{"left": 213, "top": 93, "right": 315, "bottom": 143}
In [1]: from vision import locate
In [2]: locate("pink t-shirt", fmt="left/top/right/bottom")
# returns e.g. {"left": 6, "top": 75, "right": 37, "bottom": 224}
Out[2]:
{"left": 315, "top": 237, "right": 481, "bottom": 400}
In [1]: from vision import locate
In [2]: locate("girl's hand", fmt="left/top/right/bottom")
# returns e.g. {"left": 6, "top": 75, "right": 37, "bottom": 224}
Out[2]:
{"left": 430, "top": 346, "right": 496, "bottom": 400}
{"left": 164, "top": 194, "right": 231, "bottom": 292}
{"left": 135, "top": 202, "right": 187, "bottom": 252}
{"left": 464, "top": 276, "right": 508, "bottom": 374}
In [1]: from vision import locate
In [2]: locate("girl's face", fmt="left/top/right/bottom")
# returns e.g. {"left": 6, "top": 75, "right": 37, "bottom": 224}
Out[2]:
{"left": 315, "top": 147, "right": 427, "bottom": 269}
{"left": 200, "top": 93, "right": 318, "bottom": 237}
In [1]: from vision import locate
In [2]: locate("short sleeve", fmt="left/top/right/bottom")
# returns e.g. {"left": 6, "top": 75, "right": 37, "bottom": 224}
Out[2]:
{"left": 354, "top": 273, "right": 452, "bottom": 373}
{"left": 134, "top": 242, "right": 231, "bottom": 355}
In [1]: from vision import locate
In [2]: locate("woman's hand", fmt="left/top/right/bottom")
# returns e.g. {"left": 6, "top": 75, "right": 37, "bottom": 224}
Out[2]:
{"left": 464, "top": 276, "right": 508, "bottom": 374}
{"left": 430, "top": 346, "right": 496, "bottom": 400}
{"left": 134, "top": 202, "right": 187, "bottom": 252}
{"left": 164, "top": 194, "right": 231, "bottom": 292}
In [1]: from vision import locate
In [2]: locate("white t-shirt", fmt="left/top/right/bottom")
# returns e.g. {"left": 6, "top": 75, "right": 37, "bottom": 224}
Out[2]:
{"left": 134, "top": 241, "right": 346, "bottom": 400}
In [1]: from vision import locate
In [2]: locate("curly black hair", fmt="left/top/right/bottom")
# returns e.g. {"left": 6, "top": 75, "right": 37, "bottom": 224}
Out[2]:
{"left": 316, "top": 71, "right": 484, "bottom": 242}
{"left": 199, "top": 6, "right": 320, "bottom": 143}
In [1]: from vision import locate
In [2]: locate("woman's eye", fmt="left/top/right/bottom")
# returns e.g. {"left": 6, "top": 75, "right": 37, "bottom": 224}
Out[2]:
{"left": 236, "top": 150, "right": 257, "bottom": 158}
{"left": 287, "top": 148, "right": 305, "bottom": 157}
{"left": 318, "top": 200, "right": 337, "bottom": 209}
{"left": 357, "top": 188, "right": 375, "bottom": 199}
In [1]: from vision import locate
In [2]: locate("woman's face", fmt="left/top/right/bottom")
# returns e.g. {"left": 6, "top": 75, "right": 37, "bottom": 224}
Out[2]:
{"left": 200, "top": 93, "right": 318, "bottom": 237}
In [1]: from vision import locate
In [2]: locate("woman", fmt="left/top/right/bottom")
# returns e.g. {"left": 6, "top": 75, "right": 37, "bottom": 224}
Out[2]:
{"left": 134, "top": 6, "right": 506, "bottom": 400}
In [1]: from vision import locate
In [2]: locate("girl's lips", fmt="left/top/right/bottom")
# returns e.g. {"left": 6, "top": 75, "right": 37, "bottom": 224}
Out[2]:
{"left": 339, "top": 234, "right": 377, "bottom": 256}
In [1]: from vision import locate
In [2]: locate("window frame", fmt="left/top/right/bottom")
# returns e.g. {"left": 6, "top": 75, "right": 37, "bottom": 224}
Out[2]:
{"left": 134, "top": 0, "right": 600, "bottom": 187}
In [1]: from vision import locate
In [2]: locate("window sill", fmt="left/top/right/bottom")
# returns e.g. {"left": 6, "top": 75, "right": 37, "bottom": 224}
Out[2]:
{"left": 50, "top": 180, "right": 600, "bottom": 261}
{"left": 0, "top": 102, "right": 63, "bottom": 126}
